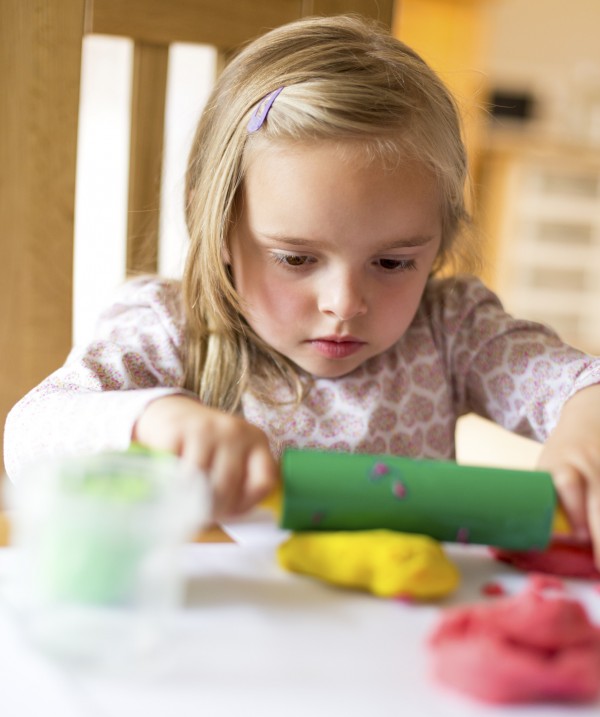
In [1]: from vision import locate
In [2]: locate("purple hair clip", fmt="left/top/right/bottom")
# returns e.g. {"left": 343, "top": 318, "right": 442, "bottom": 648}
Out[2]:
{"left": 247, "top": 86, "right": 284, "bottom": 133}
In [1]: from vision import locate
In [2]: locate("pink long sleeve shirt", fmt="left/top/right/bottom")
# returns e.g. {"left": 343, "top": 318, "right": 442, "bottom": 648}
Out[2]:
{"left": 5, "top": 275, "right": 600, "bottom": 478}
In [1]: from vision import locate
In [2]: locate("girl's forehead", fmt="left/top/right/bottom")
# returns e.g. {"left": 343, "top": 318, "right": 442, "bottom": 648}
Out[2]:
{"left": 237, "top": 139, "right": 442, "bottom": 244}
{"left": 241, "top": 139, "right": 439, "bottom": 208}
{"left": 243, "top": 135, "right": 416, "bottom": 174}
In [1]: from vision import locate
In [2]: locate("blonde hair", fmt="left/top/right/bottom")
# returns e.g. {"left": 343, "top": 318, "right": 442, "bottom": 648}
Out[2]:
{"left": 183, "top": 14, "right": 475, "bottom": 411}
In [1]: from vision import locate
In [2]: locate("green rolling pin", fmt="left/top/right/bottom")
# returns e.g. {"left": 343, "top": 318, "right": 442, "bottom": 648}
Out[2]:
{"left": 280, "top": 449, "right": 557, "bottom": 550}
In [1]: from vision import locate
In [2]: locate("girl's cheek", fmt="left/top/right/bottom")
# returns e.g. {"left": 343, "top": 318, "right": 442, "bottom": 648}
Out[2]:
{"left": 254, "top": 274, "right": 310, "bottom": 320}
{"left": 272, "top": 283, "right": 309, "bottom": 316}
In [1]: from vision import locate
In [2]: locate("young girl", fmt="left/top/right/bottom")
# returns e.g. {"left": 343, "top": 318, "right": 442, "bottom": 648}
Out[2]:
{"left": 5, "top": 15, "right": 600, "bottom": 561}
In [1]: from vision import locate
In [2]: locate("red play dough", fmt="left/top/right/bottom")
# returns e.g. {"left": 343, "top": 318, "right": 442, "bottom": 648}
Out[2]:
{"left": 480, "top": 581, "right": 506, "bottom": 597}
{"left": 428, "top": 580, "right": 600, "bottom": 704}
{"left": 491, "top": 536, "right": 600, "bottom": 580}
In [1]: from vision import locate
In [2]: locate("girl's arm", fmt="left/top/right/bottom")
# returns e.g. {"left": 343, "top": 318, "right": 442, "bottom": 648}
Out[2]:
{"left": 4, "top": 278, "right": 191, "bottom": 478}
{"left": 537, "top": 383, "right": 600, "bottom": 566}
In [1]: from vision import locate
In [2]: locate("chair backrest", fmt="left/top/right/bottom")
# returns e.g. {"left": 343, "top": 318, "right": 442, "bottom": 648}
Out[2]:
{"left": 0, "top": 0, "right": 394, "bottom": 472}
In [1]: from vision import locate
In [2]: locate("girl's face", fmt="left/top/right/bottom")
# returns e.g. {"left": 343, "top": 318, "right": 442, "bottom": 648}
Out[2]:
{"left": 229, "top": 141, "right": 443, "bottom": 379}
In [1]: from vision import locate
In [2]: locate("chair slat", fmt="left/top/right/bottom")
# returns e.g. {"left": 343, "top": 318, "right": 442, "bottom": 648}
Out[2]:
{"left": 127, "top": 41, "right": 169, "bottom": 276}
{"left": 302, "top": 0, "right": 394, "bottom": 26}
{"left": 87, "top": 0, "right": 303, "bottom": 47}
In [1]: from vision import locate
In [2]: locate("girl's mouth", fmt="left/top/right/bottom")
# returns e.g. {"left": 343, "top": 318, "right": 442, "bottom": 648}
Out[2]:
{"left": 308, "top": 337, "right": 366, "bottom": 359}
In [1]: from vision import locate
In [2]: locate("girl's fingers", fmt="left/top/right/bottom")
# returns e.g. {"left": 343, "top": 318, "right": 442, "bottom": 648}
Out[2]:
{"left": 206, "top": 447, "right": 242, "bottom": 518}
{"left": 208, "top": 439, "right": 279, "bottom": 518}
{"left": 134, "top": 397, "right": 277, "bottom": 519}
{"left": 235, "top": 445, "right": 280, "bottom": 515}
{"left": 180, "top": 433, "right": 215, "bottom": 474}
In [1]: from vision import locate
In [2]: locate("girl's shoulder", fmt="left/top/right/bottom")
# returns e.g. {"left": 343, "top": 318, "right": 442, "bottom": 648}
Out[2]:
{"left": 111, "top": 274, "right": 182, "bottom": 303}
{"left": 420, "top": 274, "right": 501, "bottom": 318}
{"left": 105, "top": 275, "right": 184, "bottom": 317}
{"left": 414, "top": 274, "right": 510, "bottom": 348}
{"left": 416, "top": 274, "right": 509, "bottom": 334}
{"left": 97, "top": 275, "right": 186, "bottom": 341}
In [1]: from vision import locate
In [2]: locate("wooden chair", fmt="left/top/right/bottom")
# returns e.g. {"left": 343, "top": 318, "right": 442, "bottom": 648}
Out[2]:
{"left": 0, "top": 0, "right": 395, "bottom": 474}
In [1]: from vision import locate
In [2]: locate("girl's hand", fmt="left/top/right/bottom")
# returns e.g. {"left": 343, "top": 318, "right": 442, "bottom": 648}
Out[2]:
{"left": 537, "top": 384, "right": 600, "bottom": 568}
{"left": 132, "top": 395, "right": 279, "bottom": 519}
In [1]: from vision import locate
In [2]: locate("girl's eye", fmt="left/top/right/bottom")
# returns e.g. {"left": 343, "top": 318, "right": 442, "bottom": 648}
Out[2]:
{"left": 377, "top": 258, "right": 417, "bottom": 272}
{"left": 272, "top": 253, "right": 313, "bottom": 267}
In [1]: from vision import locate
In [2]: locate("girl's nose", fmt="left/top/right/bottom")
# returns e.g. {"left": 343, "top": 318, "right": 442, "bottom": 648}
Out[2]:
{"left": 317, "top": 270, "right": 368, "bottom": 321}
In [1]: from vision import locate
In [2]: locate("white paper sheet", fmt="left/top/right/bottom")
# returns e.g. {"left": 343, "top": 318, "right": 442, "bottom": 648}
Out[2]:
{"left": 0, "top": 513, "right": 599, "bottom": 717}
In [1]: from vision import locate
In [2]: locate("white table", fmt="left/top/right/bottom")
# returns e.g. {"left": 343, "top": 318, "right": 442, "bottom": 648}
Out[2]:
{"left": 1, "top": 510, "right": 599, "bottom": 717}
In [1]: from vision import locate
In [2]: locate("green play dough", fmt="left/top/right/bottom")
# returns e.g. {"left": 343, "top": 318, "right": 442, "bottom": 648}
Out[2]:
{"left": 39, "top": 507, "right": 148, "bottom": 604}
{"left": 37, "top": 452, "right": 167, "bottom": 605}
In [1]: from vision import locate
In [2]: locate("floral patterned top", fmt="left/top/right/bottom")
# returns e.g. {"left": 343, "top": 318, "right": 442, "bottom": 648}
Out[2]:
{"left": 4, "top": 275, "right": 600, "bottom": 479}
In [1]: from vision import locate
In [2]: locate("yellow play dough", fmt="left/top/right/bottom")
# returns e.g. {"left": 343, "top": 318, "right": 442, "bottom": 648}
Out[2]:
{"left": 277, "top": 529, "right": 459, "bottom": 599}
{"left": 260, "top": 483, "right": 282, "bottom": 515}
{"left": 552, "top": 506, "right": 571, "bottom": 536}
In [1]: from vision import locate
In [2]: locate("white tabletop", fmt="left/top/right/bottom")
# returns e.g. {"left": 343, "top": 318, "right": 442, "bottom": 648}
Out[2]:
{"left": 1, "top": 509, "right": 599, "bottom": 717}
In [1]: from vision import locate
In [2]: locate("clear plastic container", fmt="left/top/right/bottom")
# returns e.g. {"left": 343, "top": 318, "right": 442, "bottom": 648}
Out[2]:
{"left": 5, "top": 450, "right": 210, "bottom": 669}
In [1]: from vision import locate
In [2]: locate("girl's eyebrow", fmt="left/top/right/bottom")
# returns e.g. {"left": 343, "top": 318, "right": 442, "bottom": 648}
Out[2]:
{"left": 257, "top": 232, "right": 436, "bottom": 250}
{"left": 377, "top": 235, "right": 437, "bottom": 250}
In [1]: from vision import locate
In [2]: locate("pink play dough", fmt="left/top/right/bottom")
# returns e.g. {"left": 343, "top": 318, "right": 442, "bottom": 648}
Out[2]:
{"left": 428, "top": 579, "right": 600, "bottom": 704}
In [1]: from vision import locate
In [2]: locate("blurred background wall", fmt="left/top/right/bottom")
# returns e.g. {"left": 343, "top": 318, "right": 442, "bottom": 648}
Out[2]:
{"left": 398, "top": 0, "right": 600, "bottom": 357}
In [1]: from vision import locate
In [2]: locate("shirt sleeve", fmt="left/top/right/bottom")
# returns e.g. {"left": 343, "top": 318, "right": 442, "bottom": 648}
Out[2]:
{"left": 3, "top": 277, "right": 196, "bottom": 480}
{"left": 426, "top": 276, "right": 600, "bottom": 442}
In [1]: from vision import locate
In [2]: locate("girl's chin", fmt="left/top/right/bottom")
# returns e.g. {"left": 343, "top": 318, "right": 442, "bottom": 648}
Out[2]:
{"left": 291, "top": 356, "right": 368, "bottom": 380}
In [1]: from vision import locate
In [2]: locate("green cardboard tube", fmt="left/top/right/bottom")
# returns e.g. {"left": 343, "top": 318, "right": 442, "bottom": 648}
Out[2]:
{"left": 280, "top": 449, "right": 556, "bottom": 550}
